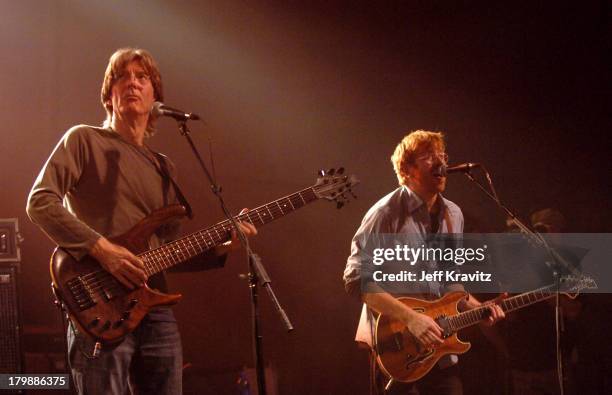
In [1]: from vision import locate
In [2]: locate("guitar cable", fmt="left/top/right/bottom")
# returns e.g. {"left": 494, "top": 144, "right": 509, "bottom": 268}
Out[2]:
{"left": 53, "top": 295, "right": 73, "bottom": 385}
{"left": 67, "top": 319, "right": 103, "bottom": 360}
{"left": 51, "top": 285, "right": 95, "bottom": 394}
{"left": 555, "top": 289, "right": 565, "bottom": 395}
{"left": 368, "top": 308, "right": 380, "bottom": 395}
{"left": 370, "top": 349, "right": 377, "bottom": 395}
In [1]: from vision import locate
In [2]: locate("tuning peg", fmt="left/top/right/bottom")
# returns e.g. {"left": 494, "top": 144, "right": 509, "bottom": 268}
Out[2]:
{"left": 328, "top": 168, "right": 335, "bottom": 175}
{"left": 318, "top": 169, "right": 325, "bottom": 176}
{"left": 338, "top": 167, "right": 345, "bottom": 174}
{"left": 336, "top": 201, "right": 345, "bottom": 209}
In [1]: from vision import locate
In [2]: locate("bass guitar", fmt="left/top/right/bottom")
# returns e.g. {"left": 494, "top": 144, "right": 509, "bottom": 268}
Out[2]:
{"left": 51, "top": 169, "right": 358, "bottom": 344}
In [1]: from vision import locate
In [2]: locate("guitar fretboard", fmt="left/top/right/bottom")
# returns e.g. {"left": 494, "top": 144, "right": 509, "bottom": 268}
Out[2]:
{"left": 139, "top": 187, "right": 317, "bottom": 275}
{"left": 448, "top": 284, "right": 559, "bottom": 331}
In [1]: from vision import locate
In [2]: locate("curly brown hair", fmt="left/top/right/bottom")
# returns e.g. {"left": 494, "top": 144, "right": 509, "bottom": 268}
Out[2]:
{"left": 390, "top": 130, "right": 445, "bottom": 185}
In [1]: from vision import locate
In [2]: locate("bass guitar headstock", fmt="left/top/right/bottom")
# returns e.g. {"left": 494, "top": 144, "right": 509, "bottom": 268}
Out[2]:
{"left": 313, "top": 167, "right": 359, "bottom": 209}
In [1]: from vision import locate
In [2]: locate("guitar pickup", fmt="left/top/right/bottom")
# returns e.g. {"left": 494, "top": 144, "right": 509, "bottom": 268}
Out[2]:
{"left": 435, "top": 315, "right": 453, "bottom": 338}
{"left": 88, "top": 317, "right": 100, "bottom": 328}
{"left": 67, "top": 277, "right": 96, "bottom": 310}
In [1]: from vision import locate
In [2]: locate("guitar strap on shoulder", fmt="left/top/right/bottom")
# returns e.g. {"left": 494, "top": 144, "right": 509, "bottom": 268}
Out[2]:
{"left": 444, "top": 208, "right": 453, "bottom": 233}
{"left": 153, "top": 152, "right": 194, "bottom": 220}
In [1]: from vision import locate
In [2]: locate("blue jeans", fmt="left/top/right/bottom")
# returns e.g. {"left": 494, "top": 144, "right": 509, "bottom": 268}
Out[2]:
{"left": 67, "top": 307, "right": 183, "bottom": 395}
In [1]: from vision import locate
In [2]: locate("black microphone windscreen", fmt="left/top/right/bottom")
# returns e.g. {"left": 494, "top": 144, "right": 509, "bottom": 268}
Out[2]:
{"left": 433, "top": 164, "right": 447, "bottom": 177}
{"left": 150, "top": 101, "right": 164, "bottom": 118}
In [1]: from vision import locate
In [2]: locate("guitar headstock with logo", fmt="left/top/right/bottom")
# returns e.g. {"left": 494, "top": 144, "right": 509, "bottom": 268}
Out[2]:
{"left": 313, "top": 168, "right": 359, "bottom": 209}
{"left": 560, "top": 275, "right": 598, "bottom": 298}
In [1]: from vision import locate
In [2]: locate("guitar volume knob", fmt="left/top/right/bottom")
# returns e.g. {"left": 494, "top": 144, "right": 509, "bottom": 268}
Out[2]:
{"left": 89, "top": 317, "right": 100, "bottom": 327}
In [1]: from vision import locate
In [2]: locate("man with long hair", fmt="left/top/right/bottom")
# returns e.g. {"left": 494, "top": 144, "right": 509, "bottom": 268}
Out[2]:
{"left": 27, "top": 48, "right": 256, "bottom": 394}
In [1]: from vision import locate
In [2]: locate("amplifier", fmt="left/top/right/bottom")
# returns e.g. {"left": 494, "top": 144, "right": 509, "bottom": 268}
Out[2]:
{"left": 0, "top": 218, "right": 21, "bottom": 263}
{"left": 0, "top": 264, "right": 22, "bottom": 374}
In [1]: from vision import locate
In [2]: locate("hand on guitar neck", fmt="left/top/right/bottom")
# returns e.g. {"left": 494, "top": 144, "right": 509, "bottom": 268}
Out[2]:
{"left": 213, "top": 208, "right": 258, "bottom": 256}
{"left": 372, "top": 278, "right": 594, "bottom": 383}
{"left": 89, "top": 208, "right": 258, "bottom": 290}
{"left": 365, "top": 291, "right": 506, "bottom": 349}
{"left": 462, "top": 293, "right": 507, "bottom": 327}
{"left": 49, "top": 171, "right": 357, "bottom": 345}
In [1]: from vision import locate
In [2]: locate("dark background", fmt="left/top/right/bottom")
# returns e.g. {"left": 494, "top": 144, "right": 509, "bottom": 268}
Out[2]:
{"left": 0, "top": 1, "right": 609, "bottom": 394}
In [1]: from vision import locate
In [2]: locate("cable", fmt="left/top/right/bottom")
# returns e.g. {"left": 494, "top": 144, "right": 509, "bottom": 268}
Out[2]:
{"left": 555, "top": 289, "right": 565, "bottom": 395}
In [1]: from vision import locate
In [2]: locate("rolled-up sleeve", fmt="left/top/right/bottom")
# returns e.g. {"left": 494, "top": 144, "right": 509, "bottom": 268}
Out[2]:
{"left": 344, "top": 206, "right": 390, "bottom": 295}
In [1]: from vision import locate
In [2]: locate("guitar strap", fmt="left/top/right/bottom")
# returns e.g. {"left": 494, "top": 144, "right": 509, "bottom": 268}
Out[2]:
{"left": 136, "top": 143, "right": 194, "bottom": 219}
{"left": 153, "top": 152, "right": 194, "bottom": 220}
{"left": 444, "top": 206, "right": 453, "bottom": 233}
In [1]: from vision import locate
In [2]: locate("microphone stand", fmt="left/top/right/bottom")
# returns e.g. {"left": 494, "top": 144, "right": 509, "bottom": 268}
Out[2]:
{"left": 175, "top": 120, "right": 294, "bottom": 395}
{"left": 461, "top": 167, "right": 579, "bottom": 277}
{"left": 460, "top": 165, "right": 579, "bottom": 395}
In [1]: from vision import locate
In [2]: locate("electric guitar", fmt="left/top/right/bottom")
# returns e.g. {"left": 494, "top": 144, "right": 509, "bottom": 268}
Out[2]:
{"left": 374, "top": 275, "right": 596, "bottom": 383}
{"left": 51, "top": 169, "right": 358, "bottom": 344}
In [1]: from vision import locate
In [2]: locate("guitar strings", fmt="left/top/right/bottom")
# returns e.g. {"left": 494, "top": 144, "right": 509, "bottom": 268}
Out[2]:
{"left": 449, "top": 287, "right": 556, "bottom": 330}
{"left": 140, "top": 193, "right": 310, "bottom": 274}
{"left": 79, "top": 197, "right": 304, "bottom": 297}
{"left": 76, "top": 189, "right": 326, "bottom": 301}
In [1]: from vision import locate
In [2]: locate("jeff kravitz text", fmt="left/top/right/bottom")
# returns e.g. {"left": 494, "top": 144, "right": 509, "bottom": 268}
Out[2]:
{"left": 373, "top": 270, "right": 492, "bottom": 282}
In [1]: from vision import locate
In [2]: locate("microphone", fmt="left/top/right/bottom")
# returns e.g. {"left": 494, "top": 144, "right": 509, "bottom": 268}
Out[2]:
{"left": 151, "top": 102, "right": 201, "bottom": 121}
{"left": 444, "top": 162, "right": 481, "bottom": 175}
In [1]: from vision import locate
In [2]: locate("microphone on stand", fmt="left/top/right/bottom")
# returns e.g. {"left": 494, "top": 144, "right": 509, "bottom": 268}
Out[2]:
{"left": 151, "top": 101, "right": 201, "bottom": 121}
{"left": 443, "top": 162, "right": 481, "bottom": 175}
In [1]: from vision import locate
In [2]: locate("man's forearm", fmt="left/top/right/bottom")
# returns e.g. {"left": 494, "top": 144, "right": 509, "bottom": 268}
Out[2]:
{"left": 27, "top": 190, "right": 101, "bottom": 260}
{"left": 362, "top": 292, "right": 419, "bottom": 326}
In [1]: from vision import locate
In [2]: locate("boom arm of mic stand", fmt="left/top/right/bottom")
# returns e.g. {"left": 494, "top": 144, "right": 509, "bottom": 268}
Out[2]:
{"left": 250, "top": 254, "right": 294, "bottom": 331}
{"left": 463, "top": 167, "right": 574, "bottom": 395}
{"left": 463, "top": 169, "right": 581, "bottom": 278}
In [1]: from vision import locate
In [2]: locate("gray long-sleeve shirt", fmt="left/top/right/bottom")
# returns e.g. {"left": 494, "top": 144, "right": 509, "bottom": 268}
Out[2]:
{"left": 27, "top": 125, "right": 222, "bottom": 292}
{"left": 27, "top": 125, "right": 179, "bottom": 258}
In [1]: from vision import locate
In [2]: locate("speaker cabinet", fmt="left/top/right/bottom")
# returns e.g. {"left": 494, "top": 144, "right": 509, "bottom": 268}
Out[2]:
{"left": 0, "top": 264, "right": 21, "bottom": 374}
